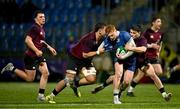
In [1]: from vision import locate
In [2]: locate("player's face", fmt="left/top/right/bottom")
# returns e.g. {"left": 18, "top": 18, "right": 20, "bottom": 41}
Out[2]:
{"left": 153, "top": 18, "right": 162, "bottom": 30}
{"left": 130, "top": 29, "right": 140, "bottom": 39}
{"left": 99, "top": 27, "right": 106, "bottom": 37}
{"left": 108, "top": 30, "right": 116, "bottom": 41}
{"left": 35, "top": 13, "right": 45, "bottom": 25}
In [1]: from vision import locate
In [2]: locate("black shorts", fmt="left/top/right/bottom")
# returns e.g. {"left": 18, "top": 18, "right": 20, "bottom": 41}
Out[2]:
{"left": 24, "top": 54, "right": 46, "bottom": 70}
{"left": 136, "top": 62, "right": 147, "bottom": 69}
{"left": 145, "top": 58, "right": 160, "bottom": 64}
{"left": 67, "top": 54, "right": 93, "bottom": 74}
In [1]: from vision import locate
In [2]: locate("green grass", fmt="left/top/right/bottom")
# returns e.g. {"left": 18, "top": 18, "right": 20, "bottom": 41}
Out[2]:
{"left": 0, "top": 82, "right": 179, "bottom": 109}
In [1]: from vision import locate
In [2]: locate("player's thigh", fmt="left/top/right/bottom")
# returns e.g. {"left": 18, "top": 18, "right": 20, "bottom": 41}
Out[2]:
{"left": 38, "top": 62, "right": 49, "bottom": 75}
{"left": 24, "top": 69, "right": 36, "bottom": 79}
{"left": 145, "top": 64, "right": 156, "bottom": 77}
{"left": 152, "top": 64, "right": 163, "bottom": 75}
{"left": 123, "top": 70, "right": 134, "bottom": 84}
{"left": 133, "top": 69, "right": 145, "bottom": 82}
{"left": 114, "top": 62, "right": 123, "bottom": 76}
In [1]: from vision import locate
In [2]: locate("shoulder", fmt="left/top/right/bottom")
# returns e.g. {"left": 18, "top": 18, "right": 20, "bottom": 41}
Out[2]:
{"left": 157, "top": 31, "right": 164, "bottom": 36}
{"left": 120, "top": 31, "right": 131, "bottom": 40}
{"left": 80, "top": 32, "right": 95, "bottom": 42}
{"left": 120, "top": 31, "right": 130, "bottom": 36}
{"left": 28, "top": 24, "right": 40, "bottom": 32}
{"left": 143, "top": 28, "right": 151, "bottom": 34}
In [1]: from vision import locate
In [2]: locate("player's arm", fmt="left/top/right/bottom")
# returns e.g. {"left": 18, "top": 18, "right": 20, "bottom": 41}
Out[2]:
{"left": 40, "top": 40, "right": 57, "bottom": 56}
{"left": 82, "top": 41, "right": 105, "bottom": 58}
{"left": 126, "top": 45, "right": 147, "bottom": 53}
{"left": 118, "top": 38, "right": 135, "bottom": 59}
{"left": 125, "top": 38, "right": 147, "bottom": 53}
{"left": 97, "top": 41, "right": 104, "bottom": 51}
{"left": 25, "top": 36, "right": 42, "bottom": 57}
{"left": 147, "top": 43, "right": 160, "bottom": 49}
{"left": 82, "top": 48, "right": 104, "bottom": 58}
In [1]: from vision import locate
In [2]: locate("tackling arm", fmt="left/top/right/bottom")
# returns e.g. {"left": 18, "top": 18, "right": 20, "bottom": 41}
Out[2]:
{"left": 83, "top": 42, "right": 105, "bottom": 58}
{"left": 120, "top": 38, "right": 136, "bottom": 59}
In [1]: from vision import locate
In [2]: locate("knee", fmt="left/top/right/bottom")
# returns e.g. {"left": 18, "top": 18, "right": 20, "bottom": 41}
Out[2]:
{"left": 41, "top": 71, "right": 49, "bottom": 79}
{"left": 115, "top": 73, "right": 122, "bottom": 79}
{"left": 86, "top": 76, "right": 96, "bottom": 84}
{"left": 123, "top": 79, "right": 131, "bottom": 86}
{"left": 156, "top": 72, "right": 163, "bottom": 76}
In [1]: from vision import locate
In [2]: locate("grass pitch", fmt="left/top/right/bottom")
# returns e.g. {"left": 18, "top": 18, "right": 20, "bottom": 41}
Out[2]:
{"left": 0, "top": 82, "right": 179, "bottom": 109}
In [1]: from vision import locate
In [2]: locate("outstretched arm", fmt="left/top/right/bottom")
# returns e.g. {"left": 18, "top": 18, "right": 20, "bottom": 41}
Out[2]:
{"left": 40, "top": 40, "right": 57, "bottom": 56}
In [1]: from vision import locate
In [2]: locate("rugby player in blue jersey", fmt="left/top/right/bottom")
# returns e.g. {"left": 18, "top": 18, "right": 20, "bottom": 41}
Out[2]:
{"left": 97, "top": 24, "right": 136, "bottom": 104}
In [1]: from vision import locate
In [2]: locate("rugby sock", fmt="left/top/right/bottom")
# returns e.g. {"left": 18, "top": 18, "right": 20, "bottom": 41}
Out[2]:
{"left": 120, "top": 83, "right": 128, "bottom": 91}
{"left": 128, "top": 81, "right": 137, "bottom": 92}
{"left": 113, "top": 89, "right": 119, "bottom": 97}
{"left": 39, "top": 88, "right": 45, "bottom": 94}
{"left": 159, "top": 87, "right": 167, "bottom": 97}
{"left": 114, "top": 89, "right": 120, "bottom": 102}
{"left": 12, "top": 67, "right": 16, "bottom": 73}
{"left": 74, "top": 79, "right": 79, "bottom": 87}
{"left": 131, "top": 81, "right": 138, "bottom": 88}
{"left": 52, "top": 89, "right": 59, "bottom": 96}
{"left": 159, "top": 87, "right": 165, "bottom": 93}
{"left": 103, "top": 82, "right": 108, "bottom": 87}
{"left": 52, "top": 84, "right": 66, "bottom": 96}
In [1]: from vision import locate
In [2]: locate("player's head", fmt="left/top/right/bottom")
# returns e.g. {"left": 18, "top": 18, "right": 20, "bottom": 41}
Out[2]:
{"left": 105, "top": 24, "right": 117, "bottom": 41}
{"left": 130, "top": 24, "right": 142, "bottom": 39}
{"left": 94, "top": 23, "right": 107, "bottom": 37}
{"left": 151, "top": 16, "right": 162, "bottom": 30}
{"left": 34, "top": 10, "right": 45, "bottom": 26}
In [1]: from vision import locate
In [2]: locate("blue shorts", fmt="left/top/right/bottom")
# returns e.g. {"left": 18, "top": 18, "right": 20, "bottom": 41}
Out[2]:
{"left": 114, "top": 55, "right": 136, "bottom": 72}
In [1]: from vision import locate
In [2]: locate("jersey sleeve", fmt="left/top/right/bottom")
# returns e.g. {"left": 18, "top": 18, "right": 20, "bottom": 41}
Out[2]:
{"left": 81, "top": 37, "right": 94, "bottom": 52}
{"left": 142, "top": 31, "right": 148, "bottom": 40}
{"left": 138, "top": 37, "right": 147, "bottom": 47}
{"left": 123, "top": 32, "right": 131, "bottom": 43}
{"left": 103, "top": 37, "right": 113, "bottom": 52}
{"left": 26, "top": 26, "right": 37, "bottom": 39}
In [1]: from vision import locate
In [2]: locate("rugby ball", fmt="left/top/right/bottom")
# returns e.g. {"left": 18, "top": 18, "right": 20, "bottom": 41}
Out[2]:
{"left": 116, "top": 46, "right": 127, "bottom": 55}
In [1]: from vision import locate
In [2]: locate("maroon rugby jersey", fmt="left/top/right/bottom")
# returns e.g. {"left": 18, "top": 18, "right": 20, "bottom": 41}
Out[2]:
{"left": 25, "top": 23, "right": 46, "bottom": 57}
{"left": 143, "top": 28, "right": 163, "bottom": 59}
{"left": 70, "top": 32, "right": 101, "bottom": 59}
{"left": 134, "top": 35, "right": 147, "bottom": 65}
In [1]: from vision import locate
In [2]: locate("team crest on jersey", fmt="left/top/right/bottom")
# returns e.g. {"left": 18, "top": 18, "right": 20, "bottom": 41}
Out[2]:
{"left": 159, "top": 35, "right": 161, "bottom": 39}
{"left": 117, "top": 38, "right": 120, "bottom": 43}
{"left": 40, "top": 31, "right": 43, "bottom": 35}
{"left": 150, "top": 35, "right": 154, "bottom": 39}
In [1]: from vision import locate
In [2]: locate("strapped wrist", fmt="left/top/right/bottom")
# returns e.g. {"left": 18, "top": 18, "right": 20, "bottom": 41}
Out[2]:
{"left": 96, "top": 50, "right": 100, "bottom": 55}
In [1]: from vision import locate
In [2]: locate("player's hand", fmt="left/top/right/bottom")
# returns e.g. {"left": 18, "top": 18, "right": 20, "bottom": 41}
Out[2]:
{"left": 116, "top": 53, "right": 123, "bottom": 59}
{"left": 35, "top": 50, "right": 43, "bottom": 57}
{"left": 49, "top": 47, "right": 57, "bottom": 56}
{"left": 151, "top": 43, "right": 160, "bottom": 50}
{"left": 99, "top": 48, "right": 105, "bottom": 54}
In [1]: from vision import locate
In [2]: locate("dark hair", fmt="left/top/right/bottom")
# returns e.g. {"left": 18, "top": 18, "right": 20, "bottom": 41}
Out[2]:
{"left": 151, "top": 15, "right": 161, "bottom": 23}
{"left": 94, "top": 23, "right": 106, "bottom": 32}
{"left": 131, "top": 24, "right": 142, "bottom": 32}
{"left": 33, "top": 10, "right": 44, "bottom": 18}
